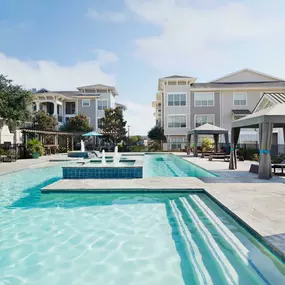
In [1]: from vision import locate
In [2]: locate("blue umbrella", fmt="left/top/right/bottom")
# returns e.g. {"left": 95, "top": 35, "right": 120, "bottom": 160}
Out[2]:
{"left": 82, "top": 131, "right": 103, "bottom": 137}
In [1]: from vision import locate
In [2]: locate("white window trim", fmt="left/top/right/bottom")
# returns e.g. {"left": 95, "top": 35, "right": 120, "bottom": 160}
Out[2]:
{"left": 167, "top": 92, "right": 187, "bottom": 107}
{"left": 167, "top": 114, "right": 187, "bottom": 128}
{"left": 87, "top": 117, "right": 91, "bottom": 124}
{"left": 97, "top": 99, "right": 108, "bottom": 110}
{"left": 82, "top": 99, "right": 90, "bottom": 107}
{"left": 233, "top": 92, "right": 248, "bottom": 107}
{"left": 194, "top": 92, "right": 215, "bottom": 107}
{"left": 194, "top": 114, "right": 215, "bottom": 127}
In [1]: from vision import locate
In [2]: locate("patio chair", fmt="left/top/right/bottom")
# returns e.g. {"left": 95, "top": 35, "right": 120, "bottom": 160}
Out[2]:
{"left": 93, "top": 150, "right": 102, "bottom": 158}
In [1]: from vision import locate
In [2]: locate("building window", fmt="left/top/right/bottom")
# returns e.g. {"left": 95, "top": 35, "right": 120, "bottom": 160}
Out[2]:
{"left": 97, "top": 99, "right": 108, "bottom": 110}
{"left": 87, "top": 117, "right": 91, "bottom": 124}
{"left": 195, "top": 114, "right": 214, "bottom": 127}
{"left": 170, "top": 137, "right": 185, "bottom": 150}
{"left": 168, "top": 115, "right": 186, "bottom": 128}
{"left": 194, "top": 92, "right": 214, "bottom": 107}
{"left": 82, "top": 99, "right": 90, "bottom": 107}
{"left": 65, "top": 102, "right": 76, "bottom": 114}
{"left": 97, "top": 118, "right": 104, "bottom": 129}
{"left": 233, "top": 92, "right": 247, "bottom": 106}
{"left": 167, "top": 93, "right": 186, "bottom": 106}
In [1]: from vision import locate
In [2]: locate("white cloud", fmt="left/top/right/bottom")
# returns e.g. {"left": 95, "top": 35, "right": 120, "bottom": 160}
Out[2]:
{"left": 0, "top": 51, "right": 117, "bottom": 90}
{"left": 86, "top": 8, "right": 127, "bottom": 23}
{"left": 121, "top": 101, "right": 155, "bottom": 136}
{"left": 126, "top": 0, "right": 285, "bottom": 77}
{"left": 93, "top": 49, "right": 119, "bottom": 65}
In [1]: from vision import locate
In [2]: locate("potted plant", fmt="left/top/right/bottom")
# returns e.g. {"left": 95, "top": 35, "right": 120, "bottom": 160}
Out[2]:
{"left": 27, "top": 138, "right": 44, "bottom": 158}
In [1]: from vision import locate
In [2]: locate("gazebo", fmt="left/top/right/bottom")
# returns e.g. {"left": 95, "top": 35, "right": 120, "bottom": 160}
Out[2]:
{"left": 188, "top": 123, "right": 229, "bottom": 157}
{"left": 229, "top": 103, "right": 285, "bottom": 179}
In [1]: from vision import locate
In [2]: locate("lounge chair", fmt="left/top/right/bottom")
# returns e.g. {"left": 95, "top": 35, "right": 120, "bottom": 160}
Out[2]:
{"left": 93, "top": 150, "right": 102, "bottom": 158}
{"left": 272, "top": 160, "right": 285, "bottom": 175}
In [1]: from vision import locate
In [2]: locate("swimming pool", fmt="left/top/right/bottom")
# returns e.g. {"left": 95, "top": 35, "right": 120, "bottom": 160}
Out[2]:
{"left": 1, "top": 165, "right": 284, "bottom": 284}
{"left": 144, "top": 154, "right": 216, "bottom": 178}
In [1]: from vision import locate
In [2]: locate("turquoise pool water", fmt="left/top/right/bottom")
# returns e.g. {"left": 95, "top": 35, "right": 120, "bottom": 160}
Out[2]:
{"left": 144, "top": 154, "right": 216, "bottom": 178}
{"left": 1, "top": 165, "right": 285, "bottom": 284}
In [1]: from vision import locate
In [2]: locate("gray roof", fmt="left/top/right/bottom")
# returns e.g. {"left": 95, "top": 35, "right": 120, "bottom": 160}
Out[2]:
{"left": 232, "top": 109, "right": 251, "bottom": 115}
{"left": 189, "top": 123, "right": 228, "bottom": 135}
{"left": 162, "top": 75, "right": 194, "bottom": 79}
{"left": 232, "top": 103, "right": 285, "bottom": 128}
{"left": 115, "top": 102, "right": 127, "bottom": 110}
{"left": 191, "top": 81, "right": 285, "bottom": 89}
{"left": 53, "top": 91, "right": 80, "bottom": 97}
{"left": 76, "top": 84, "right": 115, "bottom": 89}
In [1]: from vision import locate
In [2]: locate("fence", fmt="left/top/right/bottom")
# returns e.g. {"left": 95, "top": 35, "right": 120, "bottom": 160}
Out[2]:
{"left": 0, "top": 144, "right": 26, "bottom": 158}
{"left": 163, "top": 142, "right": 285, "bottom": 160}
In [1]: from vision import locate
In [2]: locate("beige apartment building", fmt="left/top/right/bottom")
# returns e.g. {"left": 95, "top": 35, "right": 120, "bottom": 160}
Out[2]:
{"left": 152, "top": 69, "right": 285, "bottom": 150}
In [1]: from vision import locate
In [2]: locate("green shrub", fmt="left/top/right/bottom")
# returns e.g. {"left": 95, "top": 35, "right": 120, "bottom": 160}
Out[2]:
{"left": 130, "top": 145, "right": 148, "bottom": 152}
{"left": 252, "top": 153, "right": 259, "bottom": 162}
{"left": 201, "top": 138, "right": 214, "bottom": 152}
{"left": 27, "top": 138, "right": 44, "bottom": 157}
{"left": 59, "top": 147, "right": 67, "bottom": 153}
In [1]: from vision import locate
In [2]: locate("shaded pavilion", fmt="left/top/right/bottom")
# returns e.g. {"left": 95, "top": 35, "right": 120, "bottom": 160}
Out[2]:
{"left": 188, "top": 123, "right": 229, "bottom": 157}
{"left": 229, "top": 103, "right": 285, "bottom": 179}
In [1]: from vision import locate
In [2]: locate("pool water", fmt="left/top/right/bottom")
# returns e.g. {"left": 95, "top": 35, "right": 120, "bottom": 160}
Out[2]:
{"left": 144, "top": 154, "right": 216, "bottom": 178}
{"left": 1, "top": 166, "right": 285, "bottom": 285}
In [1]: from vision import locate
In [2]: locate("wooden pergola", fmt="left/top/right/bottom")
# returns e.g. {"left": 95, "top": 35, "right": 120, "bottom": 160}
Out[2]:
{"left": 21, "top": 128, "right": 83, "bottom": 155}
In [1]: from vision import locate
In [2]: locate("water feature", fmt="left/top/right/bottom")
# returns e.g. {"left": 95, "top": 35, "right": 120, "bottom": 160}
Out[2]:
{"left": 80, "top": 140, "right": 85, "bottom": 152}
{"left": 101, "top": 149, "right": 106, "bottom": 165}
{"left": 113, "top": 145, "right": 121, "bottom": 165}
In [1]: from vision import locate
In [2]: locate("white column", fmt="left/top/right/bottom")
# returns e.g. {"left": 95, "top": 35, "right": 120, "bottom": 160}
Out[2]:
{"left": 53, "top": 101, "right": 57, "bottom": 115}
{"left": 35, "top": 102, "right": 40, "bottom": 111}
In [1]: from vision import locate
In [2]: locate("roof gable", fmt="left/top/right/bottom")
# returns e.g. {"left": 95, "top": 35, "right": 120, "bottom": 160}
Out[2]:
{"left": 254, "top": 92, "right": 285, "bottom": 112}
{"left": 210, "top": 69, "right": 284, "bottom": 83}
{"left": 77, "top": 84, "right": 114, "bottom": 89}
{"left": 162, "top": 75, "right": 194, "bottom": 79}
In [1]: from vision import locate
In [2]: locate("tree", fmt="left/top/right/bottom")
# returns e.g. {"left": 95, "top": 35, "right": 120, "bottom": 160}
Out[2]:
{"left": 33, "top": 111, "right": 58, "bottom": 130}
{"left": 129, "top": 135, "right": 143, "bottom": 146}
{"left": 148, "top": 126, "right": 166, "bottom": 141}
{"left": 61, "top": 114, "right": 93, "bottom": 132}
{"left": 101, "top": 107, "right": 127, "bottom": 145}
{"left": 0, "top": 74, "right": 33, "bottom": 125}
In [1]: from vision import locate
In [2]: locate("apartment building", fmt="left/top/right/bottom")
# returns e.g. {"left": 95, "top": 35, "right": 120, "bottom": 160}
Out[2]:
{"left": 152, "top": 69, "right": 285, "bottom": 150}
{"left": 31, "top": 84, "right": 125, "bottom": 131}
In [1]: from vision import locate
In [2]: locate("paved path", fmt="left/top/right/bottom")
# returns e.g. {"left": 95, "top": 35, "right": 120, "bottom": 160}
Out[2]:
{"left": 177, "top": 154, "right": 285, "bottom": 183}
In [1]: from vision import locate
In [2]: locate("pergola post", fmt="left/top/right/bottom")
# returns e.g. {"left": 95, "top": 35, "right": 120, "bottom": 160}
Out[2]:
{"left": 224, "top": 132, "right": 229, "bottom": 154}
{"left": 229, "top": 127, "right": 240, "bottom": 169}
{"left": 188, "top": 134, "right": 191, "bottom": 151}
{"left": 258, "top": 122, "right": 273, "bottom": 179}
{"left": 71, "top": 136, "right": 74, "bottom": 151}
{"left": 214, "top": 134, "right": 219, "bottom": 153}
{"left": 66, "top": 137, "right": 69, "bottom": 151}
{"left": 194, "top": 133, "right": 198, "bottom": 157}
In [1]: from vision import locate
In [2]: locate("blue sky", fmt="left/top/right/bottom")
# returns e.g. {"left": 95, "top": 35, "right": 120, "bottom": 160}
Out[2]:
{"left": 1, "top": 0, "right": 285, "bottom": 134}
